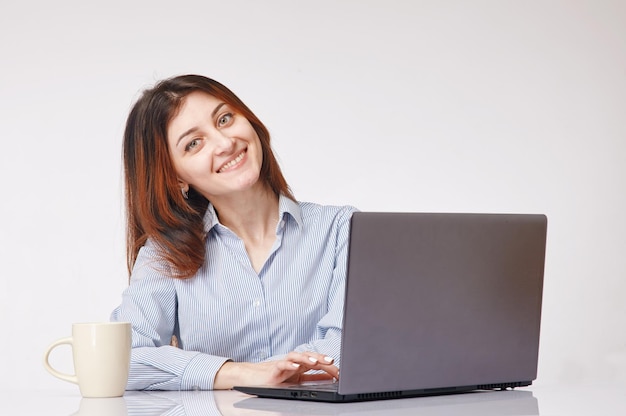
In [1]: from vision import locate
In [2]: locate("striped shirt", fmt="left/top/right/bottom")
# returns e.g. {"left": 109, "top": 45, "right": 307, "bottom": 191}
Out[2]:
{"left": 111, "top": 195, "right": 358, "bottom": 390}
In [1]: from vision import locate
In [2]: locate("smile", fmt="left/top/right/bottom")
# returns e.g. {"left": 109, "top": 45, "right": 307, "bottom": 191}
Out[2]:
{"left": 218, "top": 150, "right": 246, "bottom": 173}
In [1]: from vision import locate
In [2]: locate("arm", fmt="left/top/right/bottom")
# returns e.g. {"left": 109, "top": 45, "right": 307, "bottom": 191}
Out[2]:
{"left": 111, "top": 244, "right": 334, "bottom": 391}
{"left": 111, "top": 243, "right": 230, "bottom": 391}
{"left": 213, "top": 352, "right": 338, "bottom": 389}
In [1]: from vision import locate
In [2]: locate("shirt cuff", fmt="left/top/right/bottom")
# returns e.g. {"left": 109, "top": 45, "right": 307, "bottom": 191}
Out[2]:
{"left": 180, "top": 353, "right": 231, "bottom": 390}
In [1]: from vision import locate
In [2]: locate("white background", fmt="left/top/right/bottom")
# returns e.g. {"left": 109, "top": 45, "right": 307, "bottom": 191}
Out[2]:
{"left": 1, "top": 0, "right": 624, "bottom": 392}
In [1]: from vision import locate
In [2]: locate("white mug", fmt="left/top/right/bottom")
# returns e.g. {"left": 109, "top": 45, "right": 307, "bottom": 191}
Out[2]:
{"left": 43, "top": 322, "right": 132, "bottom": 398}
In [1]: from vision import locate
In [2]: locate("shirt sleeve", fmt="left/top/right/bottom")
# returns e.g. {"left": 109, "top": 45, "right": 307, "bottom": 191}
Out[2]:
{"left": 110, "top": 243, "right": 231, "bottom": 391}
{"left": 271, "top": 205, "right": 356, "bottom": 366}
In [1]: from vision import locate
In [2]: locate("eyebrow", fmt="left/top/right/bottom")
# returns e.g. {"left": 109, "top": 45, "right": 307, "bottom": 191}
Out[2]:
{"left": 175, "top": 102, "right": 228, "bottom": 146}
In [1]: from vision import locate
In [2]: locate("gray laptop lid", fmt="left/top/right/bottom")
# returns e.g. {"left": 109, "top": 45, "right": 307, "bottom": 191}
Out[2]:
{"left": 338, "top": 212, "right": 547, "bottom": 395}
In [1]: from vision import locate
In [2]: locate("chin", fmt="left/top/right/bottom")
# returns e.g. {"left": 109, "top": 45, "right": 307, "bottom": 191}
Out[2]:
{"left": 236, "top": 173, "right": 262, "bottom": 189}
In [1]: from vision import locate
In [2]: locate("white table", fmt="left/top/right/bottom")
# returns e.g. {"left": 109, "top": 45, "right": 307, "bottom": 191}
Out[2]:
{"left": 3, "top": 381, "right": 625, "bottom": 415}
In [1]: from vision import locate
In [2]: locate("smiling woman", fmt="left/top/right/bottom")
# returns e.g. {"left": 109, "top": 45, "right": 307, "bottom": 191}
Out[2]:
{"left": 122, "top": 75, "right": 294, "bottom": 279}
{"left": 112, "top": 74, "right": 358, "bottom": 391}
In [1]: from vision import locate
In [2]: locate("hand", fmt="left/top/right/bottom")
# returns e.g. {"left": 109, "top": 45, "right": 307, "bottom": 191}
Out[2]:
{"left": 214, "top": 351, "right": 339, "bottom": 390}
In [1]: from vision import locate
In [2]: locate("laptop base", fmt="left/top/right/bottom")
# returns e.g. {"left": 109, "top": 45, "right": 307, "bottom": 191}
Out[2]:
{"left": 234, "top": 381, "right": 532, "bottom": 403}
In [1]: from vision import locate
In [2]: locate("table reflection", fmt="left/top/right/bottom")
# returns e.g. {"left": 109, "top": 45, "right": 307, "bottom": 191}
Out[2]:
{"left": 69, "top": 389, "right": 538, "bottom": 416}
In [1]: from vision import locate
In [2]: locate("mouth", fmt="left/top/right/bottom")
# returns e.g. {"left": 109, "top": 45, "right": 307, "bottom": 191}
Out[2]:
{"left": 217, "top": 149, "right": 247, "bottom": 173}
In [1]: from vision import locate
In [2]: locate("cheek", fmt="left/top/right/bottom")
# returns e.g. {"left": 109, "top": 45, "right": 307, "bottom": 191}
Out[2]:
{"left": 256, "top": 147, "right": 264, "bottom": 167}
{"left": 175, "top": 159, "right": 208, "bottom": 185}
{"left": 253, "top": 136, "right": 265, "bottom": 166}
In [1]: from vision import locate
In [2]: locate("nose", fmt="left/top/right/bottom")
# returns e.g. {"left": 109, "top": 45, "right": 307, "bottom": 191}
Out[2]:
{"left": 213, "top": 132, "right": 235, "bottom": 155}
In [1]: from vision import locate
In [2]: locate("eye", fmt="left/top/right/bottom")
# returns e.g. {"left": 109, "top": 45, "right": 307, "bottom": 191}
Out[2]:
{"left": 185, "top": 138, "right": 201, "bottom": 152}
{"left": 217, "top": 112, "right": 234, "bottom": 127}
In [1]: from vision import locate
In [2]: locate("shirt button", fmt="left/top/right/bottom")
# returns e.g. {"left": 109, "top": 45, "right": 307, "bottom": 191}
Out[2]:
{"left": 258, "top": 351, "right": 268, "bottom": 360}
{"left": 253, "top": 299, "right": 261, "bottom": 308}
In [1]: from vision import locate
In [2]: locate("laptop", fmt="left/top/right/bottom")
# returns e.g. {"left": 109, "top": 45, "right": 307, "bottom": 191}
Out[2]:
{"left": 234, "top": 212, "right": 547, "bottom": 403}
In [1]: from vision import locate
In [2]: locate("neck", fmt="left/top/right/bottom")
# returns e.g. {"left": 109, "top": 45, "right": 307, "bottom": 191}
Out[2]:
{"left": 211, "top": 184, "right": 280, "bottom": 242}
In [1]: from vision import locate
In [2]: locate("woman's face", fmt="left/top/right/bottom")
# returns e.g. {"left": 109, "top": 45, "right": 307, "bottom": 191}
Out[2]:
{"left": 167, "top": 91, "right": 264, "bottom": 200}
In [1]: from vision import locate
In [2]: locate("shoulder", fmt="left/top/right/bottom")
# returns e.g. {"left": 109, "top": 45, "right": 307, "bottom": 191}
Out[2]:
{"left": 298, "top": 201, "right": 359, "bottom": 228}
{"left": 130, "top": 238, "right": 174, "bottom": 282}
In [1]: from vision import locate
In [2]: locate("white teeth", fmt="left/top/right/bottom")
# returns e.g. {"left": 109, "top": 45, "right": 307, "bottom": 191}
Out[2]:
{"left": 218, "top": 151, "right": 245, "bottom": 173}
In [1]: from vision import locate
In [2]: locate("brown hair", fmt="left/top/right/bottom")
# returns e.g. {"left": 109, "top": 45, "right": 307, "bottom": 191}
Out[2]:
{"left": 123, "top": 74, "right": 294, "bottom": 279}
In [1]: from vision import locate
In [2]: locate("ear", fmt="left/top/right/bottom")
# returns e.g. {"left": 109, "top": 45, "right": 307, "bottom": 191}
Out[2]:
{"left": 177, "top": 179, "right": 189, "bottom": 193}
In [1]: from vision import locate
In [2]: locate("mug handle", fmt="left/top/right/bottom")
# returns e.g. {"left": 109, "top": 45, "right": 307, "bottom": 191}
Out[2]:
{"left": 43, "top": 337, "right": 79, "bottom": 384}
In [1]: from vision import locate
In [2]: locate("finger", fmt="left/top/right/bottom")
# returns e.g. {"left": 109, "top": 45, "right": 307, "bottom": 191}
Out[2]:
{"left": 283, "top": 353, "right": 339, "bottom": 380}
{"left": 278, "top": 360, "right": 305, "bottom": 373}
{"left": 318, "top": 364, "right": 340, "bottom": 379}
{"left": 306, "top": 355, "right": 335, "bottom": 366}
{"left": 286, "top": 352, "right": 335, "bottom": 366}
{"left": 297, "top": 362, "right": 340, "bottom": 379}
{"left": 302, "top": 356, "right": 338, "bottom": 377}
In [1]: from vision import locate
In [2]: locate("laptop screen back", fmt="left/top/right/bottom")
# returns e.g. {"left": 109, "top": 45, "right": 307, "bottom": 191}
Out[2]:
{"left": 338, "top": 212, "right": 547, "bottom": 395}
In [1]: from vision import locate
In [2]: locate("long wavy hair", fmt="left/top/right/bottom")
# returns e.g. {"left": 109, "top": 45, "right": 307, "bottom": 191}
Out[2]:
{"left": 123, "top": 74, "right": 294, "bottom": 279}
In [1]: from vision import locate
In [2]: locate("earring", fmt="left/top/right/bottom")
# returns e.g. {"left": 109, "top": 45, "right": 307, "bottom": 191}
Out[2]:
{"left": 181, "top": 188, "right": 189, "bottom": 200}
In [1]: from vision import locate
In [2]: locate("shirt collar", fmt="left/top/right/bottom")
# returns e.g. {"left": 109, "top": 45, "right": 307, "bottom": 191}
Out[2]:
{"left": 278, "top": 194, "right": 303, "bottom": 228}
{"left": 203, "top": 204, "right": 220, "bottom": 234}
{"left": 203, "top": 194, "right": 302, "bottom": 233}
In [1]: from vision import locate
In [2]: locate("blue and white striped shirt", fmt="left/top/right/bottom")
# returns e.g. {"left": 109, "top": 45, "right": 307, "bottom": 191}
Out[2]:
{"left": 111, "top": 195, "right": 357, "bottom": 390}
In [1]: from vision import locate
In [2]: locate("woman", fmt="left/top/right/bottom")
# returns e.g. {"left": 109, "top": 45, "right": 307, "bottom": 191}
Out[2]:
{"left": 111, "top": 74, "right": 357, "bottom": 390}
